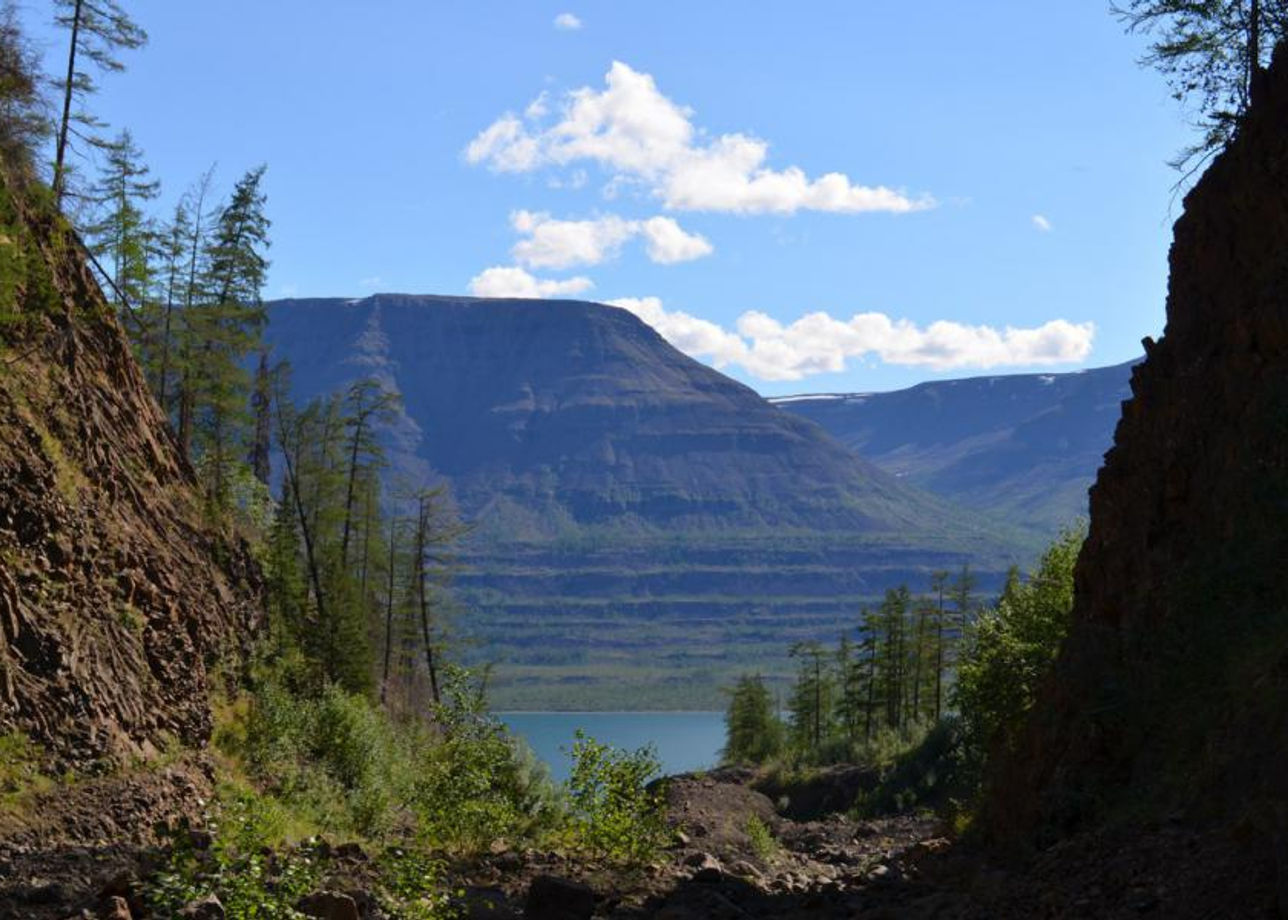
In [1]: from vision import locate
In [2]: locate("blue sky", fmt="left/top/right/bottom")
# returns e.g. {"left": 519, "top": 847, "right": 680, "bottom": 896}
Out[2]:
{"left": 22, "top": 1, "right": 1192, "bottom": 395}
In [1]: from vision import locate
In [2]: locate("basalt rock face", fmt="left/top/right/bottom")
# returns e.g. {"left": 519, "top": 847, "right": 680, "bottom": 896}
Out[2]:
{"left": 0, "top": 168, "right": 262, "bottom": 770}
{"left": 990, "top": 44, "right": 1288, "bottom": 845}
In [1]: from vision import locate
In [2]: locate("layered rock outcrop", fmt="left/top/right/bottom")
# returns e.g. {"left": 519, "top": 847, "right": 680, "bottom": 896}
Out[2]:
{"left": 990, "top": 43, "right": 1288, "bottom": 846}
{"left": 0, "top": 166, "right": 261, "bottom": 770}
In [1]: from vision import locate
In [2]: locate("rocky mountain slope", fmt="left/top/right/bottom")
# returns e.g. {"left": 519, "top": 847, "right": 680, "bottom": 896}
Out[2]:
{"left": 263, "top": 296, "right": 1024, "bottom": 708}
{"left": 773, "top": 360, "right": 1135, "bottom": 537}
{"left": 0, "top": 165, "right": 262, "bottom": 770}
{"left": 984, "top": 41, "right": 1288, "bottom": 909}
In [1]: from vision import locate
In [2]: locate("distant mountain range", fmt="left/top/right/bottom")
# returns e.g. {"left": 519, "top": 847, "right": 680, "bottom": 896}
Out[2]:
{"left": 263, "top": 295, "right": 1028, "bottom": 709}
{"left": 772, "top": 361, "right": 1136, "bottom": 536}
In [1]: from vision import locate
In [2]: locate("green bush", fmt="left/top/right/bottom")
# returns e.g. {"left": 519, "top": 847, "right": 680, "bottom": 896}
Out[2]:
{"left": 144, "top": 790, "right": 321, "bottom": 920}
{"left": 413, "top": 666, "right": 561, "bottom": 851}
{"left": 954, "top": 524, "right": 1085, "bottom": 764}
{"left": 563, "top": 730, "right": 668, "bottom": 864}
{"left": 233, "top": 662, "right": 559, "bottom": 850}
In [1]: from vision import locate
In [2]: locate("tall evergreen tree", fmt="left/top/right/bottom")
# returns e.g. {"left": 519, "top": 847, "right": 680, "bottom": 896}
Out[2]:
{"left": 81, "top": 128, "right": 158, "bottom": 355}
{"left": 51, "top": 0, "right": 146, "bottom": 207}
{"left": 722, "top": 675, "right": 783, "bottom": 764}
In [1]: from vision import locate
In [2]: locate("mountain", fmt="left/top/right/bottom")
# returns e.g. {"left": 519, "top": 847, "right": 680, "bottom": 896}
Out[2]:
{"left": 772, "top": 361, "right": 1136, "bottom": 536}
{"left": 263, "top": 295, "right": 1026, "bottom": 708}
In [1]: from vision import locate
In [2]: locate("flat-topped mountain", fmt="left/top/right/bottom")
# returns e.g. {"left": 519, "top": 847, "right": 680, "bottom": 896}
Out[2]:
{"left": 264, "top": 295, "right": 1024, "bottom": 708}
{"left": 773, "top": 361, "right": 1136, "bottom": 535}
{"left": 269, "top": 295, "right": 959, "bottom": 534}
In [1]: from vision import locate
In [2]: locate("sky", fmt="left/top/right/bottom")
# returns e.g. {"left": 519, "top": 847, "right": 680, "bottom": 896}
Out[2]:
{"left": 20, "top": 1, "right": 1195, "bottom": 396}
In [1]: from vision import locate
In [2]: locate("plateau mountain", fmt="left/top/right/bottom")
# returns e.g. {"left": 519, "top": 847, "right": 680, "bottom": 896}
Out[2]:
{"left": 263, "top": 295, "right": 1025, "bottom": 708}
{"left": 774, "top": 361, "right": 1135, "bottom": 536}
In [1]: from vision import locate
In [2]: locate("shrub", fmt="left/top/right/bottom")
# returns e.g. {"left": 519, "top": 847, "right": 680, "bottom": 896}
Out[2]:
{"left": 563, "top": 730, "right": 668, "bottom": 864}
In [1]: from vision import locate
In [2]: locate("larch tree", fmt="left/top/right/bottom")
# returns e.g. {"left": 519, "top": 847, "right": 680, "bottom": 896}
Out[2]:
{"left": 81, "top": 129, "right": 158, "bottom": 345}
{"left": 1114, "top": 0, "right": 1288, "bottom": 169}
{"left": 51, "top": 0, "right": 146, "bottom": 207}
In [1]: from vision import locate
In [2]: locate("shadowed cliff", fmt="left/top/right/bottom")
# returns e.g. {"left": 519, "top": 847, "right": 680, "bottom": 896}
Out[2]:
{"left": 987, "top": 42, "right": 1288, "bottom": 869}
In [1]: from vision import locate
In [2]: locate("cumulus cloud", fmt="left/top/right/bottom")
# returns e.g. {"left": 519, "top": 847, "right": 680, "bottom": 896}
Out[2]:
{"left": 553, "top": 12, "right": 582, "bottom": 30}
{"left": 1032, "top": 214, "right": 1052, "bottom": 232}
{"left": 466, "top": 62, "right": 933, "bottom": 216}
{"left": 468, "top": 266, "right": 594, "bottom": 299}
{"left": 608, "top": 297, "right": 1095, "bottom": 381}
{"left": 639, "top": 217, "right": 714, "bottom": 263}
{"left": 509, "top": 210, "right": 713, "bottom": 269}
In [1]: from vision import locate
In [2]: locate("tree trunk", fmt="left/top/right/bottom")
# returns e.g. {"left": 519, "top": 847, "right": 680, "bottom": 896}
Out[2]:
{"left": 53, "top": 0, "right": 83, "bottom": 208}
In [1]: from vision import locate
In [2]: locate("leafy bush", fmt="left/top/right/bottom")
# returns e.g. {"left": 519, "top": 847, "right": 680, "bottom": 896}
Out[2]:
{"left": 144, "top": 790, "right": 321, "bottom": 920}
{"left": 413, "top": 666, "right": 561, "bottom": 851}
{"left": 954, "top": 524, "right": 1085, "bottom": 763}
{"left": 563, "top": 730, "right": 668, "bottom": 864}
{"left": 229, "top": 662, "right": 558, "bottom": 851}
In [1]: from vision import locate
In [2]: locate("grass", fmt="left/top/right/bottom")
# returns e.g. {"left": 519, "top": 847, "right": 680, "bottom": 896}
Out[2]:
{"left": 0, "top": 731, "right": 54, "bottom": 818}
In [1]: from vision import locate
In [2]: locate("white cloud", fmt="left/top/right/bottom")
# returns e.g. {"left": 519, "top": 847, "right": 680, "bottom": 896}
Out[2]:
{"left": 608, "top": 297, "right": 1095, "bottom": 381}
{"left": 508, "top": 210, "right": 713, "bottom": 269}
{"left": 1032, "top": 214, "right": 1052, "bottom": 232}
{"left": 608, "top": 297, "right": 749, "bottom": 367}
{"left": 467, "top": 265, "right": 594, "bottom": 299}
{"left": 524, "top": 92, "right": 550, "bottom": 120}
{"left": 639, "top": 217, "right": 714, "bottom": 263}
{"left": 466, "top": 62, "right": 933, "bottom": 216}
{"left": 359, "top": 275, "right": 385, "bottom": 289}
{"left": 553, "top": 12, "right": 582, "bottom": 30}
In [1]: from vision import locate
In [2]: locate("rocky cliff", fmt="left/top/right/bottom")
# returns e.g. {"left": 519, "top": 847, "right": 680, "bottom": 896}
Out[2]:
{"left": 0, "top": 166, "right": 261, "bottom": 770}
{"left": 989, "top": 42, "right": 1288, "bottom": 857}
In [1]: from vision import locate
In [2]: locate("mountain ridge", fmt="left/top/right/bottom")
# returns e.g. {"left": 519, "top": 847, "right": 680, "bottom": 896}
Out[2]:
{"left": 263, "top": 294, "right": 1025, "bottom": 708}
{"left": 773, "top": 360, "right": 1137, "bottom": 535}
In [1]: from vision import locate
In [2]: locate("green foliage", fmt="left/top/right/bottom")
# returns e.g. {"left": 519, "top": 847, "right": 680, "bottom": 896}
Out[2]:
{"left": 0, "top": 730, "right": 51, "bottom": 811}
{"left": 373, "top": 847, "right": 457, "bottom": 920}
{"left": 852, "top": 717, "right": 973, "bottom": 818}
{"left": 144, "top": 791, "right": 321, "bottom": 920}
{"left": 1113, "top": 0, "right": 1288, "bottom": 168}
{"left": 722, "top": 674, "right": 784, "bottom": 764}
{"left": 563, "top": 729, "right": 668, "bottom": 864}
{"left": 744, "top": 814, "right": 778, "bottom": 860}
{"left": 953, "top": 524, "right": 1086, "bottom": 762}
{"left": 412, "top": 666, "right": 560, "bottom": 852}
{"left": 723, "top": 566, "right": 976, "bottom": 769}
{"left": 231, "top": 662, "right": 558, "bottom": 851}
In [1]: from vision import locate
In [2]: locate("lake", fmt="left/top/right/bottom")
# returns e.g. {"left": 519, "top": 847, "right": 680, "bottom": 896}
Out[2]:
{"left": 500, "top": 711, "right": 726, "bottom": 783}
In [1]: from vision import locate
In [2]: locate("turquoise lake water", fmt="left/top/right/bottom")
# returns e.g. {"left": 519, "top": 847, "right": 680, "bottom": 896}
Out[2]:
{"left": 499, "top": 711, "right": 725, "bottom": 782}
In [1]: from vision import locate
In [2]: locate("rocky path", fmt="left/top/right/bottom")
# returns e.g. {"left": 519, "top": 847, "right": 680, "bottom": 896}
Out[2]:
{"left": 0, "top": 764, "right": 1279, "bottom": 919}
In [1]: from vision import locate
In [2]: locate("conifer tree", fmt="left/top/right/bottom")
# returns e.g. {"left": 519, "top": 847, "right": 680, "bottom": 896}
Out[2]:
{"left": 51, "top": 0, "right": 147, "bottom": 207}
{"left": 81, "top": 128, "right": 158, "bottom": 360}
{"left": 722, "top": 674, "right": 782, "bottom": 764}
{"left": 190, "top": 166, "right": 270, "bottom": 507}
{"left": 788, "top": 641, "right": 833, "bottom": 757}
{"left": 1114, "top": 0, "right": 1288, "bottom": 168}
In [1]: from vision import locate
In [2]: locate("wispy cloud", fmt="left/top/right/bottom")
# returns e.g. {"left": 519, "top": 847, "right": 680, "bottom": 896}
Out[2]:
{"left": 1031, "top": 214, "right": 1052, "bottom": 232}
{"left": 553, "top": 12, "right": 582, "bottom": 30}
{"left": 509, "top": 211, "right": 713, "bottom": 269}
{"left": 466, "top": 62, "right": 934, "bottom": 216}
{"left": 359, "top": 275, "right": 386, "bottom": 289}
{"left": 609, "top": 297, "right": 1095, "bottom": 380}
{"left": 468, "top": 265, "right": 594, "bottom": 299}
